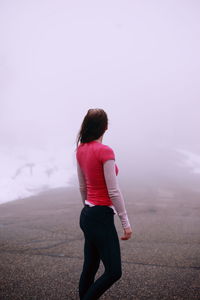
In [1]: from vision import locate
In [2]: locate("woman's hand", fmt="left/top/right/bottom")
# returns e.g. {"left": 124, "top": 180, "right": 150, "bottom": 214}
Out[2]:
{"left": 121, "top": 226, "right": 132, "bottom": 240}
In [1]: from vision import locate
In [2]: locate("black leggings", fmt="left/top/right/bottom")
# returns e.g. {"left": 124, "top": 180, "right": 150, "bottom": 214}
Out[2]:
{"left": 79, "top": 205, "right": 122, "bottom": 300}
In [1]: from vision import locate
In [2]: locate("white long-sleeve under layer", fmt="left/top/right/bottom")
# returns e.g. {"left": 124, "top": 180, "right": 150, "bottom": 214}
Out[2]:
{"left": 77, "top": 159, "right": 131, "bottom": 229}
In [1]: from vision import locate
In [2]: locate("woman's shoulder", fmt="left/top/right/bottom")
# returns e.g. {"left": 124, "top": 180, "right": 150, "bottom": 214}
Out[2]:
{"left": 76, "top": 141, "right": 109, "bottom": 153}
{"left": 101, "top": 143, "right": 114, "bottom": 151}
{"left": 98, "top": 143, "right": 115, "bottom": 162}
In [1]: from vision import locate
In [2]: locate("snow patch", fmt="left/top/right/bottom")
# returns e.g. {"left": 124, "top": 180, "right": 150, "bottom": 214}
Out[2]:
{"left": 0, "top": 146, "right": 76, "bottom": 204}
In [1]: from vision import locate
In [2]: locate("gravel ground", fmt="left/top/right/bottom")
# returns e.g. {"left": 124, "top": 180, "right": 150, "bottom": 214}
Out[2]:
{"left": 0, "top": 186, "right": 200, "bottom": 300}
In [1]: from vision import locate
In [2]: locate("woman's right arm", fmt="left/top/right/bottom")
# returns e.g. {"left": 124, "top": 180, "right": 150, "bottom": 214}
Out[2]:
{"left": 77, "top": 161, "right": 87, "bottom": 206}
{"left": 103, "top": 160, "right": 132, "bottom": 240}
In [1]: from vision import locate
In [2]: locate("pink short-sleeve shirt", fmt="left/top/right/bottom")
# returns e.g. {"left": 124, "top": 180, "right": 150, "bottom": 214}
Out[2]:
{"left": 76, "top": 141, "right": 118, "bottom": 206}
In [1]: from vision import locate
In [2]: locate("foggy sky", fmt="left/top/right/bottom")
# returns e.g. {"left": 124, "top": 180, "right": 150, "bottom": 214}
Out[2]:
{"left": 1, "top": 0, "right": 200, "bottom": 157}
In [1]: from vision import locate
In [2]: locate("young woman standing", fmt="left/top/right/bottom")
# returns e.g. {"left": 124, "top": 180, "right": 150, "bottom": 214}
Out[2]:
{"left": 76, "top": 108, "right": 132, "bottom": 300}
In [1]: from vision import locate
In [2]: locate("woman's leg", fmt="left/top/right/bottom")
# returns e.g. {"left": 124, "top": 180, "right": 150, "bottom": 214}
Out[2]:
{"left": 82, "top": 220, "right": 122, "bottom": 300}
{"left": 79, "top": 237, "right": 100, "bottom": 299}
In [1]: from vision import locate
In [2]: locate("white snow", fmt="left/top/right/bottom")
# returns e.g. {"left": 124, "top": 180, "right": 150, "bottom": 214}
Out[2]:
{"left": 176, "top": 149, "right": 200, "bottom": 174}
{"left": 0, "top": 145, "right": 76, "bottom": 204}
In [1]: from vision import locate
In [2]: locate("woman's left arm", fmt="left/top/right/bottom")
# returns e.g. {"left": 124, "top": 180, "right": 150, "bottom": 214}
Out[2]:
{"left": 103, "top": 159, "right": 131, "bottom": 229}
{"left": 77, "top": 161, "right": 87, "bottom": 205}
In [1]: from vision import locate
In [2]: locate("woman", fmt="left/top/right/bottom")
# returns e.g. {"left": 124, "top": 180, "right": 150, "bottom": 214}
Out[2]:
{"left": 76, "top": 108, "right": 132, "bottom": 300}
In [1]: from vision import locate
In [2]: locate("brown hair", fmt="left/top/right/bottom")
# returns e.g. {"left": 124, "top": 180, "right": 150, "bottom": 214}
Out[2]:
{"left": 76, "top": 108, "right": 108, "bottom": 147}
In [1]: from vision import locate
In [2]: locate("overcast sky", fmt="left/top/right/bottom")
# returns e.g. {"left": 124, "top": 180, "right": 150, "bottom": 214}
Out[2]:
{"left": 1, "top": 0, "right": 200, "bottom": 158}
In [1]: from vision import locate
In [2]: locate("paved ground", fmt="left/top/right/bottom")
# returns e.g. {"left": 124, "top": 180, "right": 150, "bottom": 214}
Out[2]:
{"left": 0, "top": 186, "right": 200, "bottom": 299}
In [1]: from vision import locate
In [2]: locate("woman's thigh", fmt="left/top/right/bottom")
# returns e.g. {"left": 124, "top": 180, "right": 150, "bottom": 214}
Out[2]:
{"left": 96, "top": 222, "right": 121, "bottom": 274}
{"left": 82, "top": 237, "right": 100, "bottom": 272}
{"left": 80, "top": 206, "right": 121, "bottom": 272}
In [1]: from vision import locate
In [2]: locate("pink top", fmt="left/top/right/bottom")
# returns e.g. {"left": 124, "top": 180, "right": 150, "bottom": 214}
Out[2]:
{"left": 76, "top": 141, "right": 118, "bottom": 206}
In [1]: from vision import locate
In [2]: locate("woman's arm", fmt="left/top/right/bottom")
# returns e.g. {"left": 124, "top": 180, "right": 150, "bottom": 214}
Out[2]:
{"left": 103, "top": 160, "right": 131, "bottom": 229}
{"left": 77, "top": 161, "right": 87, "bottom": 205}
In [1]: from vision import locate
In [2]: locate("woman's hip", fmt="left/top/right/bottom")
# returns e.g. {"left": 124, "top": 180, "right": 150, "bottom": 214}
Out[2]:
{"left": 79, "top": 205, "right": 116, "bottom": 236}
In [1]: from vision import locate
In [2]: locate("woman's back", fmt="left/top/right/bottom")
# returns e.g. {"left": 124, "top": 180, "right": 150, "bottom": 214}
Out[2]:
{"left": 76, "top": 140, "right": 118, "bottom": 206}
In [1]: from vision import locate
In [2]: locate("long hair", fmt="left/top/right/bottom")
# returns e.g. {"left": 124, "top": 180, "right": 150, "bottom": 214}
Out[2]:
{"left": 76, "top": 108, "right": 108, "bottom": 147}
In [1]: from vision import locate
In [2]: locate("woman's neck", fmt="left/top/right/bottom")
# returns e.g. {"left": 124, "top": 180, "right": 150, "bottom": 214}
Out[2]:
{"left": 94, "top": 135, "right": 103, "bottom": 143}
